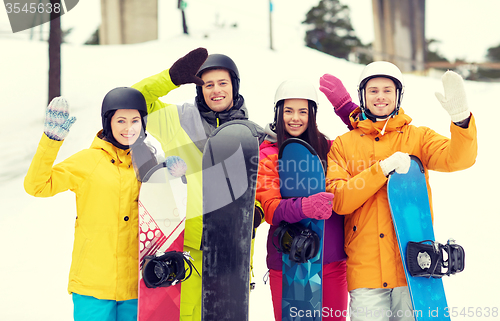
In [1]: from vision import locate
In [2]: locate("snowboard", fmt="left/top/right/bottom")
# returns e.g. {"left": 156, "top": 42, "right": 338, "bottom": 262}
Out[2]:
{"left": 278, "top": 138, "right": 325, "bottom": 321}
{"left": 136, "top": 156, "right": 189, "bottom": 321}
{"left": 387, "top": 155, "right": 450, "bottom": 321}
{"left": 201, "top": 120, "right": 260, "bottom": 321}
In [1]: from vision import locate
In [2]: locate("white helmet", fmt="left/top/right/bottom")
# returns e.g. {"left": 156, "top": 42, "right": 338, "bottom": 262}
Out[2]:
{"left": 274, "top": 79, "right": 318, "bottom": 106}
{"left": 357, "top": 61, "right": 405, "bottom": 120}
{"left": 271, "top": 79, "right": 318, "bottom": 131}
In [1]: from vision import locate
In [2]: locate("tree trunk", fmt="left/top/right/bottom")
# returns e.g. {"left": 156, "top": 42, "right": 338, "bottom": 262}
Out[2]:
{"left": 48, "top": 0, "right": 62, "bottom": 103}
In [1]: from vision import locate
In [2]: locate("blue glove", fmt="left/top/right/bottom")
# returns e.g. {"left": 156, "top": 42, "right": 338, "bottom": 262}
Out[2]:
{"left": 44, "top": 97, "right": 76, "bottom": 141}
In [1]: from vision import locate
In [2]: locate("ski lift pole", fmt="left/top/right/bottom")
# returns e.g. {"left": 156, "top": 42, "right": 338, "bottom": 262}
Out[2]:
{"left": 178, "top": 0, "right": 188, "bottom": 34}
{"left": 269, "top": 0, "right": 273, "bottom": 50}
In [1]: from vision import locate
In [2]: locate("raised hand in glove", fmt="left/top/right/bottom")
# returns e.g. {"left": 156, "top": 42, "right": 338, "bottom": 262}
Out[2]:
{"left": 169, "top": 47, "right": 208, "bottom": 86}
{"left": 319, "top": 73, "right": 352, "bottom": 110}
{"left": 320, "top": 73, "right": 354, "bottom": 128}
{"left": 44, "top": 97, "right": 76, "bottom": 141}
{"left": 379, "top": 152, "right": 411, "bottom": 177}
{"left": 435, "top": 70, "right": 471, "bottom": 123}
{"left": 301, "top": 192, "right": 334, "bottom": 220}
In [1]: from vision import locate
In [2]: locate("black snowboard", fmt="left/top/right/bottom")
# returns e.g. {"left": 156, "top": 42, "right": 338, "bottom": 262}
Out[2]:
{"left": 201, "top": 120, "right": 260, "bottom": 320}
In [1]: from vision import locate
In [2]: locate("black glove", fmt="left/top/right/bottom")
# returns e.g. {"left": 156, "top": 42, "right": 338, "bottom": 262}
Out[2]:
{"left": 169, "top": 47, "right": 208, "bottom": 86}
{"left": 253, "top": 205, "right": 264, "bottom": 230}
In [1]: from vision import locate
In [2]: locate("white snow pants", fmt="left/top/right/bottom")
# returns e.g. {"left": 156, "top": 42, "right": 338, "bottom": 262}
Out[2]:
{"left": 349, "top": 287, "right": 415, "bottom": 321}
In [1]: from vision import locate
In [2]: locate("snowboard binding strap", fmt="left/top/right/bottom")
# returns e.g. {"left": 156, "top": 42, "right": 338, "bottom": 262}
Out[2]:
{"left": 142, "top": 251, "right": 199, "bottom": 288}
{"left": 273, "top": 221, "right": 320, "bottom": 264}
{"left": 406, "top": 239, "right": 465, "bottom": 278}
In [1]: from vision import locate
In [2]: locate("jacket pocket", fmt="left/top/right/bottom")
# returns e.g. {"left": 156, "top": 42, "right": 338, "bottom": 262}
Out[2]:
{"left": 344, "top": 210, "right": 361, "bottom": 249}
{"left": 74, "top": 239, "right": 90, "bottom": 277}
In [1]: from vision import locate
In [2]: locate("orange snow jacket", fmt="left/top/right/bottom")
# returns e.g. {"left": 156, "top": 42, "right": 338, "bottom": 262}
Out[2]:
{"left": 326, "top": 108, "right": 477, "bottom": 292}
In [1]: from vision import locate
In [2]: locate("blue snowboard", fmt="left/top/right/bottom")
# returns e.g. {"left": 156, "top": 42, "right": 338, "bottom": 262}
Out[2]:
{"left": 278, "top": 138, "right": 325, "bottom": 321}
{"left": 387, "top": 156, "right": 450, "bottom": 321}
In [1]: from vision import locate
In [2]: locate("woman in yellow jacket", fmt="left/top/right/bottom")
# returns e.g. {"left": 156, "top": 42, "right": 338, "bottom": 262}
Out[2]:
{"left": 326, "top": 62, "right": 477, "bottom": 321}
{"left": 24, "top": 87, "right": 153, "bottom": 321}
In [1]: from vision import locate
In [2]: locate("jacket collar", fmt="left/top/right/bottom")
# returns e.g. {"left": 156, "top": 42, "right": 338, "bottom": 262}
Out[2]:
{"left": 351, "top": 107, "right": 412, "bottom": 135}
{"left": 93, "top": 130, "right": 132, "bottom": 165}
{"left": 263, "top": 123, "right": 277, "bottom": 143}
{"left": 197, "top": 95, "right": 249, "bottom": 128}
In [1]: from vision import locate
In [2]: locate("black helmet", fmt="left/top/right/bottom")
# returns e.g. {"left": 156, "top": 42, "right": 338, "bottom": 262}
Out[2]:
{"left": 196, "top": 53, "right": 239, "bottom": 79}
{"left": 101, "top": 87, "right": 148, "bottom": 149}
{"left": 195, "top": 54, "right": 241, "bottom": 109}
{"left": 101, "top": 87, "right": 147, "bottom": 119}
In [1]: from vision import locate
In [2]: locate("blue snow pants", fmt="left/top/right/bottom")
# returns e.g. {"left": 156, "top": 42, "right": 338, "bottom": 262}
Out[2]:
{"left": 72, "top": 293, "right": 137, "bottom": 321}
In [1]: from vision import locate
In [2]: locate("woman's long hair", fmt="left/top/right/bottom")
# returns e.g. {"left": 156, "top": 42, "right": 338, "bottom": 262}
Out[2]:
{"left": 130, "top": 113, "right": 158, "bottom": 182}
{"left": 275, "top": 100, "right": 330, "bottom": 171}
{"left": 131, "top": 141, "right": 158, "bottom": 182}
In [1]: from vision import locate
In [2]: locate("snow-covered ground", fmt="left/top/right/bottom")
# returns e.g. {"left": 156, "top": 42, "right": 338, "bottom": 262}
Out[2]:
{"left": 1, "top": 1, "right": 499, "bottom": 320}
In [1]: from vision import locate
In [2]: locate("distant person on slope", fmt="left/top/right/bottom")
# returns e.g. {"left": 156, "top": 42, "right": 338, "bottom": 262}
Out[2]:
{"left": 325, "top": 61, "right": 478, "bottom": 321}
{"left": 24, "top": 87, "right": 156, "bottom": 321}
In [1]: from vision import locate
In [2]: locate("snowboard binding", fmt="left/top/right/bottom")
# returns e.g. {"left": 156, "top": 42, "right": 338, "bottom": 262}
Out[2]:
{"left": 406, "top": 239, "right": 465, "bottom": 278}
{"left": 142, "top": 251, "right": 199, "bottom": 288}
{"left": 273, "top": 221, "right": 320, "bottom": 264}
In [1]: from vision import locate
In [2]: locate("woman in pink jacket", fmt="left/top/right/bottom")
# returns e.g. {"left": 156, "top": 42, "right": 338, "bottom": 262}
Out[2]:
{"left": 256, "top": 76, "right": 356, "bottom": 320}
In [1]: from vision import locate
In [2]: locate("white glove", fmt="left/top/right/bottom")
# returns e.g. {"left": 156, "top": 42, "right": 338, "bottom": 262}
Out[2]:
{"left": 379, "top": 152, "right": 411, "bottom": 177}
{"left": 435, "top": 70, "right": 470, "bottom": 123}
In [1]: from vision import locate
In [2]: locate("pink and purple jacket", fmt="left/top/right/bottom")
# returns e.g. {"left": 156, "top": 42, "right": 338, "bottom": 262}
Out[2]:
{"left": 256, "top": 101, "right": 357, "bottom": 270}
{"left": 256, "top": 133, "right": 347, "bottom": 270}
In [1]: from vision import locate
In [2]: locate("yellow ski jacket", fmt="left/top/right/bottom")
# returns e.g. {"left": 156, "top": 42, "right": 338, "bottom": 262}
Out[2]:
{"left": 132, "top": 70, "right": 263, "bottom": 320}
{"left": 24, "top": 133, "right": 140, "bottom": 301}
{"left": 132, "top": 71, "right": 205, "bottom": 250}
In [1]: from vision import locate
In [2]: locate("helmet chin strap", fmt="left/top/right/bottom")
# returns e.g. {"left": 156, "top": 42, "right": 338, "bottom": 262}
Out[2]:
{"left": 362, "top": 109, "right": 394, "bottom": 122}
{"left": 380, "top": 117, "right": 390, "bottom": 136}
{"left": 360, "top": 109, "right": 396, "bottom": 136}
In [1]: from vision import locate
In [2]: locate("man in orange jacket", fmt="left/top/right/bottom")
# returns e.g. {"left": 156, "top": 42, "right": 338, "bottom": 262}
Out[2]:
{"left": 326, "top": 61, "right": 477, "bottom": 321}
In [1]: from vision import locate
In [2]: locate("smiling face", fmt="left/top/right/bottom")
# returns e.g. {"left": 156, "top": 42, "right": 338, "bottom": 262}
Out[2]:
{"left": 110, "top": 109, "right": 142, "bottom": 146}
{"left": 364, "top": 77, "right": 397, "bottom": 117}
{"left": 282, "top": 99, "right": 309, "bottom": 137}
{"left": 201, "top": 69, "right": 234, "bottom": 112}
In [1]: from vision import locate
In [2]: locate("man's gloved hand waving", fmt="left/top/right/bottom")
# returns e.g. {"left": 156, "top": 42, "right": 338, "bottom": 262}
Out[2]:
{"left": 169, "top": 47, "right": 208, "bottom": 86}
{"left": 435, "top": 70, "right": 471, "bottom": 123}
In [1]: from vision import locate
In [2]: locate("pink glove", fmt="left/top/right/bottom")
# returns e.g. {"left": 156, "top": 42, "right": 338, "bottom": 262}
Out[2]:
{"left": 301, "top": 192, "right": 334, "bottom": 220}
{"left": 319, "top": 74, "right": 352, "bottom": 111}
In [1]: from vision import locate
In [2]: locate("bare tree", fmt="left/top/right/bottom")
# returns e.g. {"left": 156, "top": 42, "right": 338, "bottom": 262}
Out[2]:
{"left": 48, "top": 0, "right": 62, "bottom": 103}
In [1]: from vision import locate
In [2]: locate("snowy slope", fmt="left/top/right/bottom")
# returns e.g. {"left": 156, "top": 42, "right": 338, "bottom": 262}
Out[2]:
{"left": 1, "top": 2, "right": 499, "bottom": 320}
